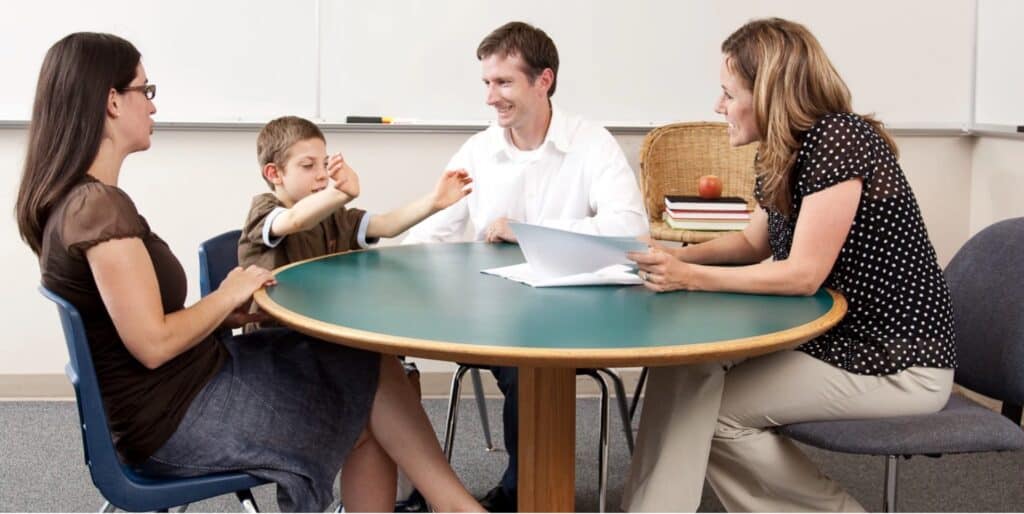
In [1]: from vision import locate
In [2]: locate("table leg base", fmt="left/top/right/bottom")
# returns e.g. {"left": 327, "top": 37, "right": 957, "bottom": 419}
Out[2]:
{"left": 519, "top": 366, "right": 576, "bottom": 512}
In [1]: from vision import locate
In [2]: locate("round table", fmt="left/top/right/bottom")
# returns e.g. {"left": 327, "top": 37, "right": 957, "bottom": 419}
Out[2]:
{"left": 254, "top": 242, "right": 846, "bottom": 511}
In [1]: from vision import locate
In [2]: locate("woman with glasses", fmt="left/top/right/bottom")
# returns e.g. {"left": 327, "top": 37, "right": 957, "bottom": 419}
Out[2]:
{"left": 15, "top": 32, "right": 482, "bottom": 513}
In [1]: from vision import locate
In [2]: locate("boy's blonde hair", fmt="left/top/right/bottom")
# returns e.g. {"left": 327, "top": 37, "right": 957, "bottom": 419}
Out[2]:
{"left": 257, "top": 116, "right": 325, "bottom": 189}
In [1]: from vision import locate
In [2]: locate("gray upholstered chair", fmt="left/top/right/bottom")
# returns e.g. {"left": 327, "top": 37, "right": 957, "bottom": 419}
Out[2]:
{"left": 778, "top": 217, "right": 1024, "bottom": 512}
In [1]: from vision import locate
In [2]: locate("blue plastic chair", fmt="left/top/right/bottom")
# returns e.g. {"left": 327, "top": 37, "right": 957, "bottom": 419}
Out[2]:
{"left": 198, "top": 229, "right": 243, "bottom": 298}
{"left": 199, "top": 229, "right": 244, "bottom": 342}
{"left": 40, "top": 285, "right": 266, "bottom": 512}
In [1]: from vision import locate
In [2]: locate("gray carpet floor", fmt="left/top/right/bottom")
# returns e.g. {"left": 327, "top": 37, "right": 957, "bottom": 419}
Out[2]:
{"left": 1, "top": 398, "right": 1022, "bottom": 512}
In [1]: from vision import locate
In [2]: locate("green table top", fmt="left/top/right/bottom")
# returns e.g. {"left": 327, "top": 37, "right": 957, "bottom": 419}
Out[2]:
{"left": 255, "top": 242, "right": 845, "bottom": 367}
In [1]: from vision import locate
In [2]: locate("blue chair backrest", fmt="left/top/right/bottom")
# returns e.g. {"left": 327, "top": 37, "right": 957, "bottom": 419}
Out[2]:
{"left": 944, "top": 217, "right": 1024, "bottom": 408}
{"left": 199, "top": 230, "right": 243, "bottom": 340}
{"left": 198, "top": 229, "right": 243, "bottom": 297}
{"left": 39, "top": 285, "right": 132, "bottom": 503}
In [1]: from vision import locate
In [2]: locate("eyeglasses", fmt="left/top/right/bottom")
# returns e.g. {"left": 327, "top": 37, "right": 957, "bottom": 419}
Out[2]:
{"left": 118, "top": 84, "right": 156, "bottom": 100}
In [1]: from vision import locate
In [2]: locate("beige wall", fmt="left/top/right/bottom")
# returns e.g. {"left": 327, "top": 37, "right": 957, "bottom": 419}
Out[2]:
{"left": 896, "top": 137, "right": 976, "bottom": 266}
{"left": 0, "top": 127, "right": 985, "bottom": 386}
{"left": 969, "top": 137, "right": 1024, "bottom": 234}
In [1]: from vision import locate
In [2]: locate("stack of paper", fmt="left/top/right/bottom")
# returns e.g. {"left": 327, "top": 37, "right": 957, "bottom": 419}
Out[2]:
{"left": 481, "top": 222, "right": 647, "bottom": 287}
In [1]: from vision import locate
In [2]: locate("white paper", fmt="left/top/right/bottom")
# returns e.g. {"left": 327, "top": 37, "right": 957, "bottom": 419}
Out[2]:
{"left": 509, "top": 222, "right": 648, "bottom": 278}
{"left": 481, "top": 263, "right": 643, "bottom": 288}
{"left": 479, "top": 223, "right": 647, "bottom": 287}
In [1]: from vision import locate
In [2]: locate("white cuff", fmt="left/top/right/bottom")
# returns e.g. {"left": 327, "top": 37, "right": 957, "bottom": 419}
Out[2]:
{"left": 357, "top": 213, "right": 377, "bottom": 248}
{"left": 262, "top": 207, "right": 288, "bottom": 247}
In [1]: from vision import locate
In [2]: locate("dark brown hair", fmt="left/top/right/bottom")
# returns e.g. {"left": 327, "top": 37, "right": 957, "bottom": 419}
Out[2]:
{"left": 477, "top": 21, "right": 559, "bottom": 97}
{"left": 15, "top": 32, "right": 140, "bottom": 255}
{"left": 722, "top": 18, "right": 897, "bottom": 216}
{"left": 256, "top": 116, "right": 325, "bottom": 189}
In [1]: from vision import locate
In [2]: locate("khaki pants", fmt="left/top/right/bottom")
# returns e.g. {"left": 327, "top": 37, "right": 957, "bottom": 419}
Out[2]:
{"left": 622, "top": 350, "right": 953, "bottom": 512}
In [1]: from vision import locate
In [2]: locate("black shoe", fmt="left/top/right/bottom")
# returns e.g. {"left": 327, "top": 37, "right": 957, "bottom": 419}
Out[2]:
{"left": 395, "top": 489, "right": 428, "bottom": 513}
{"left": 478, "top": 485, "right": 517, "bottom": 513}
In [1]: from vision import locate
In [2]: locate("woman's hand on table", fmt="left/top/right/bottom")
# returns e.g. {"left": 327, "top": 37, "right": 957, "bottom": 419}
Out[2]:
{"left": 628, "top": 243, "right": 695, "bottom": 292}
{"left": 220, "top": 265, "right": 277, "bottom": 306}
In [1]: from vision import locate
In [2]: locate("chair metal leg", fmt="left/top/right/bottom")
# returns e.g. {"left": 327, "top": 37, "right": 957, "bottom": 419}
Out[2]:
{"left": 469, "top": 368, "right": 497, "bottom": 451}
{"left": 235, "top": 488, "right": 259, "bottom": 513}
{"left": 596, "top": 368, "right": 634, "bottom": 454}
{"left": 443, "top": 365, "right": 471, "bottom": 461}
{"left": 629, "top": 367, "right": 648, "bottom": 423}
{"left": 1002, "top": 402, "right": 1023, "bottom": 424}
{"left": 883, "top": 455, "right": 898, "bottom": 513}
{"left": 99, "top": 502, "right": 116, "bottom": 513}
{"left": 581, "top": 370, "right": 610, "bottom": 513}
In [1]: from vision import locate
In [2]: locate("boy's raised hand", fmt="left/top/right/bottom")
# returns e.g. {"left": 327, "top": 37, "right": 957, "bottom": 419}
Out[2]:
{"left": 431, "top": 169, "right": 473, "bottom": 210}
{"left": 328, "top": 153, "right": 360, "bottom": 199}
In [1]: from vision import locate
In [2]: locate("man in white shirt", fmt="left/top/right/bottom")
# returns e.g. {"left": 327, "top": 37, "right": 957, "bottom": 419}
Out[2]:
{"left": 404, "top": 21, "right": 648, "bottom": 511}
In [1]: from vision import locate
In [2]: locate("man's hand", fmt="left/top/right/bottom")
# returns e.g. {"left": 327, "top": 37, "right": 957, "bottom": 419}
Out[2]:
{"left": 484, "top": 217, "right": 517, "bottom": 243}
{"left": 328, "top": 153, "right": 360, "bottom": 199}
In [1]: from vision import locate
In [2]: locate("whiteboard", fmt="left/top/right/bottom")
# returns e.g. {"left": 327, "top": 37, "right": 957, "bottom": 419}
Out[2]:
{"left": 975, "top": 0, "right": 1024, "bottom": 126}
{"left": 1, "top": 1, "right": 977, "bottom": 126}
{"left": 320, "top": 0, "right": 975, "bottom": 126}
{"left": 0, "top": 0, "right": 318, "bottom": 122}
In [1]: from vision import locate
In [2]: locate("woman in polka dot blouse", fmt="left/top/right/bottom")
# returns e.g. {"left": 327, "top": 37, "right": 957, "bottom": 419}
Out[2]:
{"left": 622, "top": 18, "right": 956, "bottom": 512}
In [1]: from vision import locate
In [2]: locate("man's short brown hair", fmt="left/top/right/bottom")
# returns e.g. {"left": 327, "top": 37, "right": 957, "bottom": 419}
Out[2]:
{"left": 256, "top": 116, "right": 325, "bottom": 188}
{"left": 477, "top": 21, "right": 559, "bottom": 97}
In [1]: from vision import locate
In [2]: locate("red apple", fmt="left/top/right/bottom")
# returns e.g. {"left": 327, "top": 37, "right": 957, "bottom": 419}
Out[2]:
{"left": 698, "top": 175, "right": 723, "bottom": 199}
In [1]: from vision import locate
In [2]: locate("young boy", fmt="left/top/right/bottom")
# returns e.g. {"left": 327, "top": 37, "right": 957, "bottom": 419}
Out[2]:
{"left": 238, "top": 115, "right": 472, "bottom": 510}
{"left": 238, "top": 115, "right": 472, "bottom": 270}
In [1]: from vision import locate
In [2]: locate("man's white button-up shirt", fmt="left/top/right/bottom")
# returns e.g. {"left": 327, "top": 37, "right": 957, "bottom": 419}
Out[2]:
{"left": 404, "top": 106, "right": 649, "bottom": 243}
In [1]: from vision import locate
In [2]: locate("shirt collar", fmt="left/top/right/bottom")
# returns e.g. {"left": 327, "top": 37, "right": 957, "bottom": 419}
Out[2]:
{"left": 488, "top": 102, "right": 571, "bottom": 157}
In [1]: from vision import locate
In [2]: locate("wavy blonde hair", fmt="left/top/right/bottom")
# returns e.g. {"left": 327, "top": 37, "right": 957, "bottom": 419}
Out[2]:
{"left": 722, "top": 18, "right": 897, "bottom": 216}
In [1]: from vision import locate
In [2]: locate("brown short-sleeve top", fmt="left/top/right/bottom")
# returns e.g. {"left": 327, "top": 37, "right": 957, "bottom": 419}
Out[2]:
{"left": 40, "top": 176, "right": 226, "bottom": 464}
{"left": 237, "top": 192, "right": 374, "bottom": 270}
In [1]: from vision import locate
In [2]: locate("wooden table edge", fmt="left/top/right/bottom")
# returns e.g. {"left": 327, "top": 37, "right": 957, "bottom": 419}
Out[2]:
{"left": 253, "top": 286, "right": 847, "bottom": 368}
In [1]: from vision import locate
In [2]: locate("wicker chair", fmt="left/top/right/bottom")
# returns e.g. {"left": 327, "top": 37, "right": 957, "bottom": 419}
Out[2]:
{"left": 639, "top": 122, "right": 758, "bottom": 244}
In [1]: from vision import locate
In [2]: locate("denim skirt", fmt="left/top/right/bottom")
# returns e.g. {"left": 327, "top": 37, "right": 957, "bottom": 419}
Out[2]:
{"left": 140, "top": 327, "right": 381, "bottom": 512}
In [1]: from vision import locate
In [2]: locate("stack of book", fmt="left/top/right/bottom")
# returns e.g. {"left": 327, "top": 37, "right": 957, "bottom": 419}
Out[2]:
{"left": 663, "top": 195, "right": 751, "bottom": 231}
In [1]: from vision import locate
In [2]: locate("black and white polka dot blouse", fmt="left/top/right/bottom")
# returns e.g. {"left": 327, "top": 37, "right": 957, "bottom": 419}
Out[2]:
{"left": 754, "top": 113, "right": 957, "bottom": 376}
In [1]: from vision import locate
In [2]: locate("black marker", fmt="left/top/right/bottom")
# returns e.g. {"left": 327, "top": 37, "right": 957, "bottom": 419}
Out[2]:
{"left": 346, "top": 116, "right": 393, "bottom": 124}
